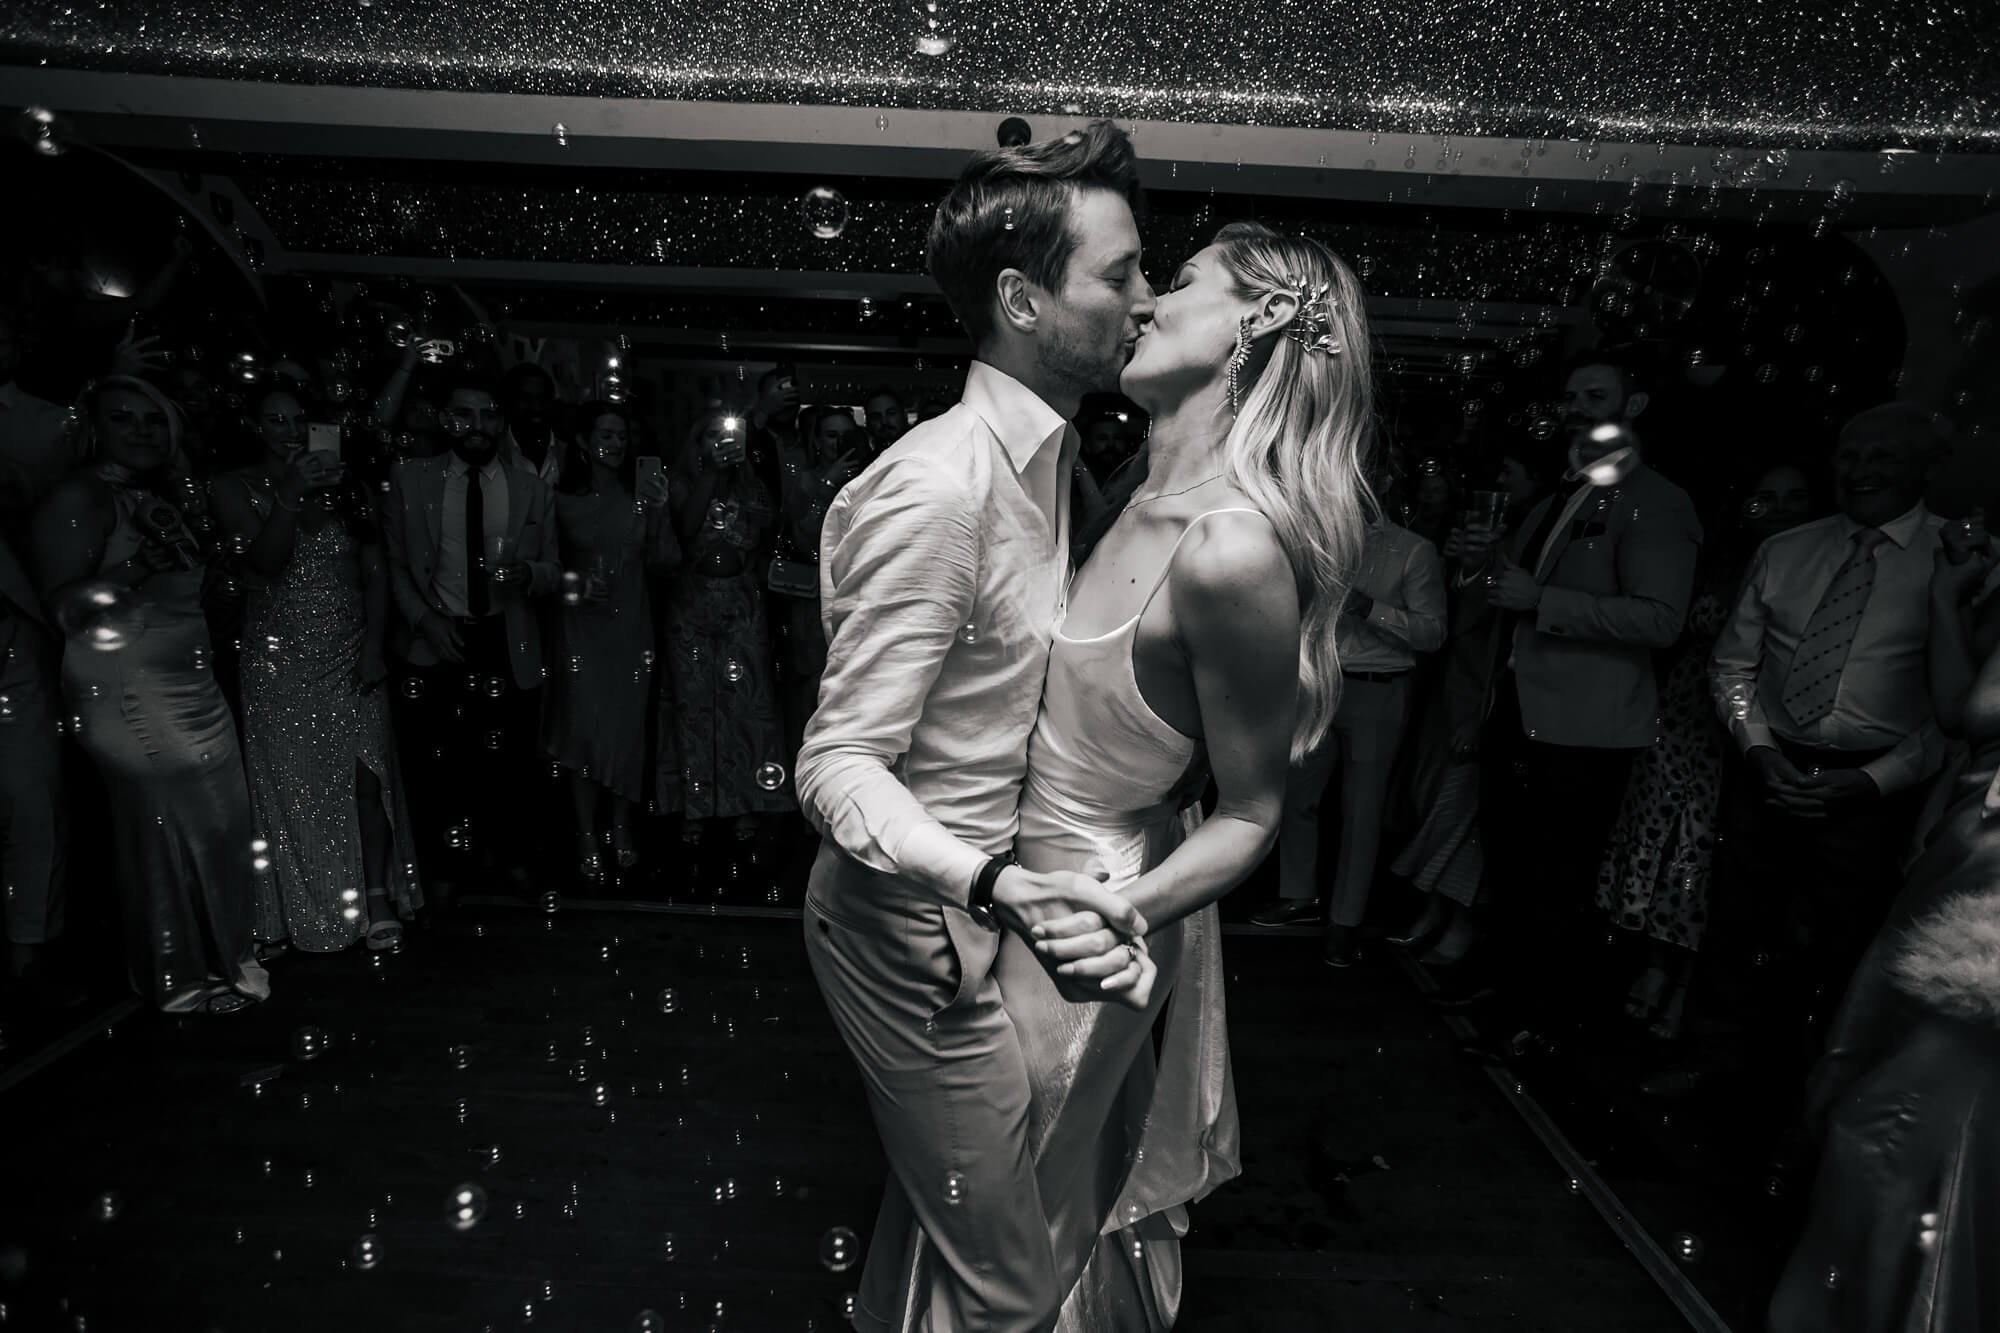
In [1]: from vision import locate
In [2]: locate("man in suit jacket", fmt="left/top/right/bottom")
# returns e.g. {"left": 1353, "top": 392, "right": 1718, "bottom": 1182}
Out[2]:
{"left": 1458, "top": 355, "right": 1702, "bottom": 1035}
{"left": 382, "top": 371, "right": 559, "bottom": 892}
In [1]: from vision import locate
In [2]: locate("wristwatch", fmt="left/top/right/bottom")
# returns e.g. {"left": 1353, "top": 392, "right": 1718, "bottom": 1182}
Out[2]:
{"left": 967, "top": 852, "right": 1017, "bottom": 930}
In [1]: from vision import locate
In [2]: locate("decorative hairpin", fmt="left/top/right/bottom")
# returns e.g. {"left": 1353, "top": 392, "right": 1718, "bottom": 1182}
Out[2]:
{"left": 1285, "top": 281, "right": 1341, "bottom": 356}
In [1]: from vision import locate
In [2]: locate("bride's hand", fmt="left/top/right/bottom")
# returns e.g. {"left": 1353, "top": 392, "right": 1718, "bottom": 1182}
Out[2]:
{"left": 1074, "top": 937, "right": 1157, "bottom": 1012}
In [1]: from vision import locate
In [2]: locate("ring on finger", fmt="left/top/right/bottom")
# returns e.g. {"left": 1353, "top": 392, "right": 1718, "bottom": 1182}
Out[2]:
{"left": 1124, "top": 941, "right": 1139, "bottom": 964}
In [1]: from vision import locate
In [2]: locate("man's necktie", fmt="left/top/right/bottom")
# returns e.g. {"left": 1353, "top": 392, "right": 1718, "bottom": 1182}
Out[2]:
{"left": 1779, "top": 528, "right": 1888, "bottom": 727}
{"left": 466, "top": 466, "right": 489, "bottom": 618}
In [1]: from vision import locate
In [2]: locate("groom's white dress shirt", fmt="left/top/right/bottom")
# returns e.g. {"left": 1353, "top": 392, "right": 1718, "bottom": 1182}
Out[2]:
{"left": 796, "top": 361, "right": 1075, "bottom": 904}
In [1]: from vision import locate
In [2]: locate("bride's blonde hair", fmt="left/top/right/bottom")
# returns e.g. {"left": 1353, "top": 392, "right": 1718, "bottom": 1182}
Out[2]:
{"left": 1211, "top": 221, "right": 1377, "bottom": 762}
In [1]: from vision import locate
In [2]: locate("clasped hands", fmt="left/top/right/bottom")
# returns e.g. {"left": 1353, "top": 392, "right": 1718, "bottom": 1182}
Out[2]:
{"left": 1747, "top": 745, "right": 1877, "bottom": 819}
{"left": 991, "top": 865, "right": 1156, "bottom": 1012}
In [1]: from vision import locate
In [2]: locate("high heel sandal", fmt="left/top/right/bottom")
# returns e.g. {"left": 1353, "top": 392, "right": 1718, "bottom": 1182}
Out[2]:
{"left": 578, "top": 834, "right": 603, "bottom": 882}
{"left": 1387, "top": 917, "right": 1446, "bottom": 951}
{"left": 607, "top": 825, "right": 638, "bottom": 869}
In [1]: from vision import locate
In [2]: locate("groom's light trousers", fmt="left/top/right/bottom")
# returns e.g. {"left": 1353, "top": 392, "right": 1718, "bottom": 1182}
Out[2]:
{"left": 803, "top": 843, "right": 1064, "bottom": 1333}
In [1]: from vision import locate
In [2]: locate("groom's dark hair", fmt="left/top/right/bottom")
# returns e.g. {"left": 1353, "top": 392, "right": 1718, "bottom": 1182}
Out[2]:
{"left": 926, "top": 120, "right": 1143, "bottom": 347}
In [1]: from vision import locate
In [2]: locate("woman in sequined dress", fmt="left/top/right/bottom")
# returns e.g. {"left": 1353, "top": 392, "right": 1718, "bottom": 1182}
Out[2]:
{"left": 656, "top": 410, "right": 794, "bottom": 842}
{"left": 27, "top": 377, "right": 269, "bottom": 1013}
{"left": 209, "top": 382, "right": 422, "bottom": 953}
{"left": 541, "top": 401, "right": 678, "bottom": 879}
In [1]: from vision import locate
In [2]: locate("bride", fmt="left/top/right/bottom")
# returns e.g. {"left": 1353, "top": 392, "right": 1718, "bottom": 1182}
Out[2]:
{"left": 996, "top": 220, "right": 1375, "bottom": 1328}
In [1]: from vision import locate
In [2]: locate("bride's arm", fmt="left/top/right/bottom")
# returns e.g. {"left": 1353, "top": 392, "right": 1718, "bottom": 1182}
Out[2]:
{"left": 1048, "top": 514, "right": 1299, "bottom": 965}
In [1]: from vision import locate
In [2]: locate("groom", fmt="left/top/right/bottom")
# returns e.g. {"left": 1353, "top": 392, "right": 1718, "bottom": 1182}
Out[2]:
{"left": 796, "top": 121, "right": 1157, "bottom": 1332}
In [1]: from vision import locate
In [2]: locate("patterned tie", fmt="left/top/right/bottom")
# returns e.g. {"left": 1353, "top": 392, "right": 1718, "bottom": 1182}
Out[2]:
{"left": 1780, "top": 527, "right": 1887, "bottom": 726}
{"left": 466, "top": 465, "right": 490, "bottom": 618}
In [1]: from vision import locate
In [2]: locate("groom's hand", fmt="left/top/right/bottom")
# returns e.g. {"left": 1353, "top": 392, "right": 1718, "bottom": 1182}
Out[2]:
{"left": 1039, "top": 930, "right": 1158, "bottom": 1012}
{"left": 990, "top": 866, "right": 1147, "bottom": 944}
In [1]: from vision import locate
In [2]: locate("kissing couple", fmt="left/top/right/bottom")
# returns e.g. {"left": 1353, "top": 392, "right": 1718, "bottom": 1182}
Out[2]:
{"left": 796, "top": 120, "right": 1375, "bottom": 1331}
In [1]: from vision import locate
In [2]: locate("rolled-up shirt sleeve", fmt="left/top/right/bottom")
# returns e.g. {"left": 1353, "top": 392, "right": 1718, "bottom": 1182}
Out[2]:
{"left": 794, "top": 465, "right": 991, "bottom": 904}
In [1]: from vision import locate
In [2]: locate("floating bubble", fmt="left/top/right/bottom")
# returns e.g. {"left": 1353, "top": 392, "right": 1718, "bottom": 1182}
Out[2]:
{"left": 754, "top": 762, "right": 786, "bottom": 792}
{"left": 560, "top": 570, "right": 584, "bottom": 606}
{"left": 656, "top": 988, "right": 679, "bottom": 1014}
{"left": 723, "top": 658, "right": 744, "bottom": 684}
{"left": 1672, "top": 1231, "right": 1704, "bottom": 1264}
{"left": 633, "top": 1313, "right": 665, "bottom": 1333}
{"left": 53, "top": 581, "right": 135, "bottom": 650}
{"left": 941, "top": 1172, "right": 967, "bottom": 1205}
{"left": 1823, "top": 1266, "right": 1841, "bottom": 1291}
{"left": 956, "top": 623, "right": 979, "bottom": 645}
{"left": 801, "top": 186, "right": 852, "bottom": 240}
{"left": 92, "top": 1190, "right": 123, "bottom": 1222}
{"left": 541, "top": 890, "right": 561, "bottom": 914}
{"left": 350, "top": 1234, "right": 382, "bottom": 1271}
{"left": 16, "top": 106, "right": 73, "bottom": 157}
{"left": 290, "top": 1027, "right": 328, "bottom": 1061}
{"left": 483, "top": 676, "right": 506, "bottom": 699}
{"left": 660, "top": 1232, "right": 676, "bottom": 1262}
{"left": 819, "top": 1226, "right": 860, "bottom": 1272}
{"left": 449, "top": 1044, "right": 471, "bottom": 1070}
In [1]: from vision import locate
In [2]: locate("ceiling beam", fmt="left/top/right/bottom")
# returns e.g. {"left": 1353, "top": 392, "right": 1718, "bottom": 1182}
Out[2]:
{"left": 10, "top": 66, "right": 1999, "bottom": 223}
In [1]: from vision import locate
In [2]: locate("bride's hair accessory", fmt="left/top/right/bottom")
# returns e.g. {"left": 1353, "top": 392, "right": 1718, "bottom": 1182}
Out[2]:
{"left": 1285, "top": 281, "right": 1341, "bottom": 357}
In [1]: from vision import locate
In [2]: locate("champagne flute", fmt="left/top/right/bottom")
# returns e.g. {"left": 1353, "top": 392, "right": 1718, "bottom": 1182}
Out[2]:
{"left": 488, "top": 534, "right": 520, "bottom": 589}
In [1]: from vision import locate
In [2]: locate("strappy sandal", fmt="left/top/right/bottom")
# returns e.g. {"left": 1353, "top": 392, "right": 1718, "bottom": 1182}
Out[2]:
{"left": 365, "top": 918, "right": 404, "bottom": 952}
{"left": 199, "top": 990, "right": 252, "bottom": 1015}
{"left": 578, "top": 834, "right": 604, "bottom": 882}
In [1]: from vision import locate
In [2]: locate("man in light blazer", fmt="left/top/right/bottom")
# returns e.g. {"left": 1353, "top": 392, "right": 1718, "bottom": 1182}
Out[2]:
{"left": 1459, "top": 355, "right": 1702, "bottom": 1037}
{"left": 382, "top": 370, "right": 559, "bottom": 895}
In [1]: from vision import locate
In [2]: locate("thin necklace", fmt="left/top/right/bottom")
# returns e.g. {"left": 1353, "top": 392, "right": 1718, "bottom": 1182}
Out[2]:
{"left": 1124, "top": 471, "right": 1229, "bottom": 510}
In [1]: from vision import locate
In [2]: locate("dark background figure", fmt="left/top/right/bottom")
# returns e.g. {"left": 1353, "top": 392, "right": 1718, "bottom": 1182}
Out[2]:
{"left": 658, "top": 409, "right": 793, "bottom": 845}
{"left": 540, "top": 399, "right": 678, "bottom": 884}
{"left": 501, "top": 362, "right": 565, "bottom": 485}
{"left": 861, "top": 386, "right": 908, "bottom": 467}
{"left": 26, "top": 377, "right": 267, "bottom": 1014}
{"left": 1699, "top": 404, "right": 1947, "bottom": 1122}
{"left": 381, "top": 371, "right": 560, "bottom": 901}
{"left": 1592, "top": 460, "right": 1823, "bottom": 1041}
{"left": 773, "top": 405, "right": 863, "bottom": 765}
{"left": 1452, "top": 351, "right": 1704, "bottom": 1055}
{"left": 209, "top": 379, "right": 422, "bottom": 954}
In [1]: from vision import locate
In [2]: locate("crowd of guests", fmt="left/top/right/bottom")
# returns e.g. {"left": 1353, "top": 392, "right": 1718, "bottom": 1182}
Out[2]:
{"left": 0, "top": 277, "right": 1007, "bottom": 1017}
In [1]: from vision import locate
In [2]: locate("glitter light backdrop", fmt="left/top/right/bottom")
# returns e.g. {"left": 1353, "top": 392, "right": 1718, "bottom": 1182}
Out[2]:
{"left": 2, "top": 0, "right": 1998, "bottom": 149}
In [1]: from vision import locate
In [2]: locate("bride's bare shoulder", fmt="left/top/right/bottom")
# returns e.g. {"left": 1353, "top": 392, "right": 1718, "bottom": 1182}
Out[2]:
{"left": 1166, "top": 507, "right": 1293, "bottom": 628}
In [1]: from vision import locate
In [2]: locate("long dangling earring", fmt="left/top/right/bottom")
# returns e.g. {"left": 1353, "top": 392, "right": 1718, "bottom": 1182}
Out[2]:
{"left": 1225, "top": 314, "right": 1253, "bottom": 415}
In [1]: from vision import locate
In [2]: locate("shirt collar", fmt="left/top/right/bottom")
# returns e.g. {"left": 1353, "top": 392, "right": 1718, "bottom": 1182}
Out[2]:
{"left": 961, "top": 361, "right": 1070, "bottom": 474}
{"left": 450, "top": 451, "right": 504, "bottom": 479}
{"left": 1843, "top": 500, "right": 1929, "bottom": 549}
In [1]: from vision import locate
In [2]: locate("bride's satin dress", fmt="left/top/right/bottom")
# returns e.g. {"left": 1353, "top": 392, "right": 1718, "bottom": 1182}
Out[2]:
{"left": 1007, "top": 510, "right": 1250, "bottom": 1328}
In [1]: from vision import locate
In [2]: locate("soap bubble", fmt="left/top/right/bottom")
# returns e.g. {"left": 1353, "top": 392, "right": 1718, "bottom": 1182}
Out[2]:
{"left": 54, "top": 581, "right": 135, "bottom": 651}
{"left": 656, "top": 988, "right": 679, "bottom": 1014}
{"left": 541, "top": 890, "right": 561, "bottom": 914}
{"left": 819, "top": 1226, "right": 860, "bottom": 1272}
{"left": 290, "top": 1026, "right": 328, "bottom": 1061}
{"left": 92, "top": 1190, "right": 123, "bottom": 1222}
{"left": 350, "top": 1233, "right": 381, "bottom": 1271}
{"left": 16, "top": 106, "right": 74, "bottom": 158}
{"left": 552, "top": 122, "right": 569, "bottom": 148}
{"left": 1671, "top": 1231, "right": 1704, "bottom": 1264}
{"left": 801, "top": 186, "right": 852, "bottom": 240}
{"left": 915, "top": 30, "right": 955, "bottom": 56}
{"left": 754, "top": 762, "right": 786, "bottom": 792}
{"left": 941, "top": 1172, "right": 967, "bottom": 1205}
{"left": 449, "top": 1044, "right": 471, "bottom": 1070}
{"left": 632, "top": 1314, "right": 664, "bottom": 1333}
{"left": 723, "top": 658, "right": 744, "bottom": 684}
{"left": 560, "top": 570, "right": 584, "bottom": 606}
